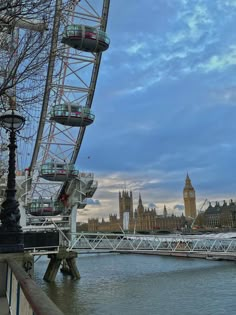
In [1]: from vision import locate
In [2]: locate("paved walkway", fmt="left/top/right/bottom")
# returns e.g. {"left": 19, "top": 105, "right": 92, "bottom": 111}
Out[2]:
{"left": 0, "top": 297, "right": 9, "bottom": 315}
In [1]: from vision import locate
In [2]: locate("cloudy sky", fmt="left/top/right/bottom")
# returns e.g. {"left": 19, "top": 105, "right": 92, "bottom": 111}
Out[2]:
{"left": 77, "top": 0, "right": 236, "bottom": 222}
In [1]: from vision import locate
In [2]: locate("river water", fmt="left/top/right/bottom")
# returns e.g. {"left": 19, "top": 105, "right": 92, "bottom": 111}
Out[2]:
{"left": 34, "top": 253, "right": 236, "bottom": 315}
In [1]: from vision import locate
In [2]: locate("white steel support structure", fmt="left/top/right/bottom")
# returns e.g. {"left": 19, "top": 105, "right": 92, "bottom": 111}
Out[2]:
{"left": 70, "top": 204, "right": 78, "bottom": 244}
{"left": 21, "top": 231, "right": 236, "bottom": 261}
{"left": 67, "top": 233, "right": 236, "bottom": 256}
{"left": 28, "top": 0, "right": 110, "bottom": 203}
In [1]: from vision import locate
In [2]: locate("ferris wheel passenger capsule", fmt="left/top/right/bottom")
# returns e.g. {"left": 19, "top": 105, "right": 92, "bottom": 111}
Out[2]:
{"left": 26, "top": 199, "right": 64, "bottom": 216}
{"left": 50, "top": 103, "right": 95, "bottom": 127}
{"left": 39, "top": 161, "right": 79, "bottom": 181}
{"left": 61, "top": 24, "right": 110, "bottom": 52}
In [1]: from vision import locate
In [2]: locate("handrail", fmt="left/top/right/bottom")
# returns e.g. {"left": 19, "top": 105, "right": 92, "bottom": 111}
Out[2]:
{"left": 68, "top": 232, "right": 236, "bottom": 254}
{"left": 7, "top": 259, "right": 64, "bottom": 315}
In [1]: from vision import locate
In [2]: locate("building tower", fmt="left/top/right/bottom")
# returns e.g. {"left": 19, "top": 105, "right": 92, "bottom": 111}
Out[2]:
{"left": 119, "top": 191, "right": 133, "bottom": 227}
{"left": 163, "top": 205, "right": 167, "bottom": 217}
{"left": 137, "top": 193, "right": 144, "bottom": 217}
{"left": 183, "top": 174, "right": 197, "bottom": 218}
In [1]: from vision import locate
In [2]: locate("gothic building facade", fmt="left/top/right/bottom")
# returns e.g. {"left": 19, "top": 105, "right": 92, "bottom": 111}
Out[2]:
{"left": 117, "top": 190, "right": 134, "bottom": 230}
{"left": 195, "top": 199, "right": 236, "bottom": 229}
{"left": 87, "top": 175, "right": 193, "bottom": 233}
{"left": 87, "top": 174, "right": 236, "bottom": 232}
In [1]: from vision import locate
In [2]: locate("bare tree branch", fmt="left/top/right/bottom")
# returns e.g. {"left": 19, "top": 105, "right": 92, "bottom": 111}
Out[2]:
{"left": 0, "top": 0, "right": 53, "bottom": 107}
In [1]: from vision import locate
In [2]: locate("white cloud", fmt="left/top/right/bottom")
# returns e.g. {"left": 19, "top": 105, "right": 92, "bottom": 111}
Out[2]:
{"left": 126, "top": 42, "right": 145, "bottom": 55}
{"left": 198, "top": 48, "right": 236, "bottom": 73}
{"left": 167, "top": 31, "right": 187, "bottom": 45}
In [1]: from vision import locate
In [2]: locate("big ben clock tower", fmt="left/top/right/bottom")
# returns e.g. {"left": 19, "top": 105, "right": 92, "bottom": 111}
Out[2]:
{"left": 183, "top": 174, "right": 197, "bottom": 218}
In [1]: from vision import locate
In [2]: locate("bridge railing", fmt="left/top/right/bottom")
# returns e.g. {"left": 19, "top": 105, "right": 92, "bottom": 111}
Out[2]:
{"left": 24, "top": 245, "right": 60, "bottom": 255}
{"left": 67, "top": 232, "right": 236, "bottom": 254}
{"left": 5, "top": 258, "right": 64, "bottom": 315}
{"left": 24, "top": 215, "right": 71, "bottom": 230}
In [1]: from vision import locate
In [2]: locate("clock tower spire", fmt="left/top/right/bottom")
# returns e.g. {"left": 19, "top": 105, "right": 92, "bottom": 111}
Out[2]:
{"left": 183, "top": 174, "right": 197, "bottom": 218}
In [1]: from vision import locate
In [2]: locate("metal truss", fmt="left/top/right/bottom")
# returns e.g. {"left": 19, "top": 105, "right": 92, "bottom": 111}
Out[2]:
{"left": 66, "top": 233, "right": 236, "bottom": 255}
{"left": 23, "top": 215, "right": 71, "bottom": 254}
{"left": 21, "top": 229, "right": 236, "bottom": 260}
{"left": 29, "top": 0, "right": 110, "bottom": 203}
{"left": 24, "top": 215, "right": 71, "bottom": 230}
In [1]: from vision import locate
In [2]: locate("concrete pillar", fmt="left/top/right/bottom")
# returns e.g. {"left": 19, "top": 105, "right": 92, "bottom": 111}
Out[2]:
{"left": 70, "top": 204, "right": 77, "bottom": 245}
{"left": 43, "top": 255, "right": 62, "bottom": 282}
{"left": 19, "top": 202, "right": 26, "bottom": 227}
{"left": 44, "top": 249, "right": 80, "bottom": 282}
{"left": 66, "top": 257, "right": 80, "bottom": 279}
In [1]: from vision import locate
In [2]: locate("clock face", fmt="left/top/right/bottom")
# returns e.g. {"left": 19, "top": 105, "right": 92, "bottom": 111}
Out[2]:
{"left": 189, "top": 191, "right": 195, "bottom": 197}
{"left": 184, "top": 191, "right": 195, "bottom": 198}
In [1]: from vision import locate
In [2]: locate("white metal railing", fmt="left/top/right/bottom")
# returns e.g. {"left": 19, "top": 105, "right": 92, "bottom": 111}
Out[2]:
{"left": 66, "top": 232, "right": 236, "bottom": 255}
{"left": 24, "top": 245, "right": 60, "bottom": 255}
{"left": 20, "top": 227, "right": 236, "bottom": 258}
{"left": 23, "top": 216, "right": 71, "bottom": 255}
{"left": 24, "top": 215, "right": 71, "bottom": 231}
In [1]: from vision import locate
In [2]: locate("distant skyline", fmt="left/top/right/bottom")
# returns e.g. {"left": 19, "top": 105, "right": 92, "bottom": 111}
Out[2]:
{"left": 77, "top": 0, "right": 236, "bottom": 222}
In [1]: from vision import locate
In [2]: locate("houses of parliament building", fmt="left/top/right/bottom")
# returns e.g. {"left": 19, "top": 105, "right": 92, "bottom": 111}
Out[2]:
{"left": 88, "top": 174, "right": 196, "bottom": 232}
{"left": 87, "top": 173, "right": 236, "bottom": 232}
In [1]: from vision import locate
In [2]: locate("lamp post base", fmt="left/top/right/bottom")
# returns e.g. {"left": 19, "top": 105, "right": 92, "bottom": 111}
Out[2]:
{"left": 0, "top": 229, "right": 24, "bottom": 253}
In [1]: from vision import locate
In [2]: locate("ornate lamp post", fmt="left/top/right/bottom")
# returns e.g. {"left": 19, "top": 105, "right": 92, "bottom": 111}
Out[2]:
{"left": 0, "top": 109, "right": 25, "bottom": 253}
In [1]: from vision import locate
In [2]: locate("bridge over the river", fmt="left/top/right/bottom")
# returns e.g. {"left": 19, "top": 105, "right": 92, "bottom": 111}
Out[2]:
{"left": 22, "top": 221, "right": 236, "bottom": 261}
{"left": 67, "top": 232, "right": 236, "bottom": 260}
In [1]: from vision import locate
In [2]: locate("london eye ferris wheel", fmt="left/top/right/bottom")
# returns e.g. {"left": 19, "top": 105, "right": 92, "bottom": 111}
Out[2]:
{"left": 0, "top": 0, "right": 110, "bottom": 219}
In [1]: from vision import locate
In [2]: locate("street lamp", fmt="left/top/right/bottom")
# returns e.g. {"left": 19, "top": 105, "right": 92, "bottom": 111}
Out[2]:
{"left": 0, "top": 109, "right": 25, "bottom": 253}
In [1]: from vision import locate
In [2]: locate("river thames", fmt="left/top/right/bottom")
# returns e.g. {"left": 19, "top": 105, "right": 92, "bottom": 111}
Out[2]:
{"left": 34, "top": 253, "right": 236, "bottom": 315}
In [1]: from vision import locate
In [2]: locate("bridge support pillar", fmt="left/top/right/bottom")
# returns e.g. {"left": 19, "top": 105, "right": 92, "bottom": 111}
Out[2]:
{"left": 43, "top": 255, "right": 61, "bottom": 282}
{"left": 43, "top": 248, "right": 80, "bottom": 282}
{"left": 61, "top": 257, "right": 80, "bottom": 279}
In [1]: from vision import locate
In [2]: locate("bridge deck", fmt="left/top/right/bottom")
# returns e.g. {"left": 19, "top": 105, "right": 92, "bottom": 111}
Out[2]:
{"left": 68, "top": 232, "right": 236, "bottom": 260}
{"left": 18, "top": 231, "right": 236, "bottom": 262}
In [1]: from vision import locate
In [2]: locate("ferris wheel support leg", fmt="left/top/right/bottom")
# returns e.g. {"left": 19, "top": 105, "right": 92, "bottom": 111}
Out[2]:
{"left": 19, "top": 201, "right": 26, "bottom": 228}
{"left": 70, "top": 204, "right": 78, "bottom": 244}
